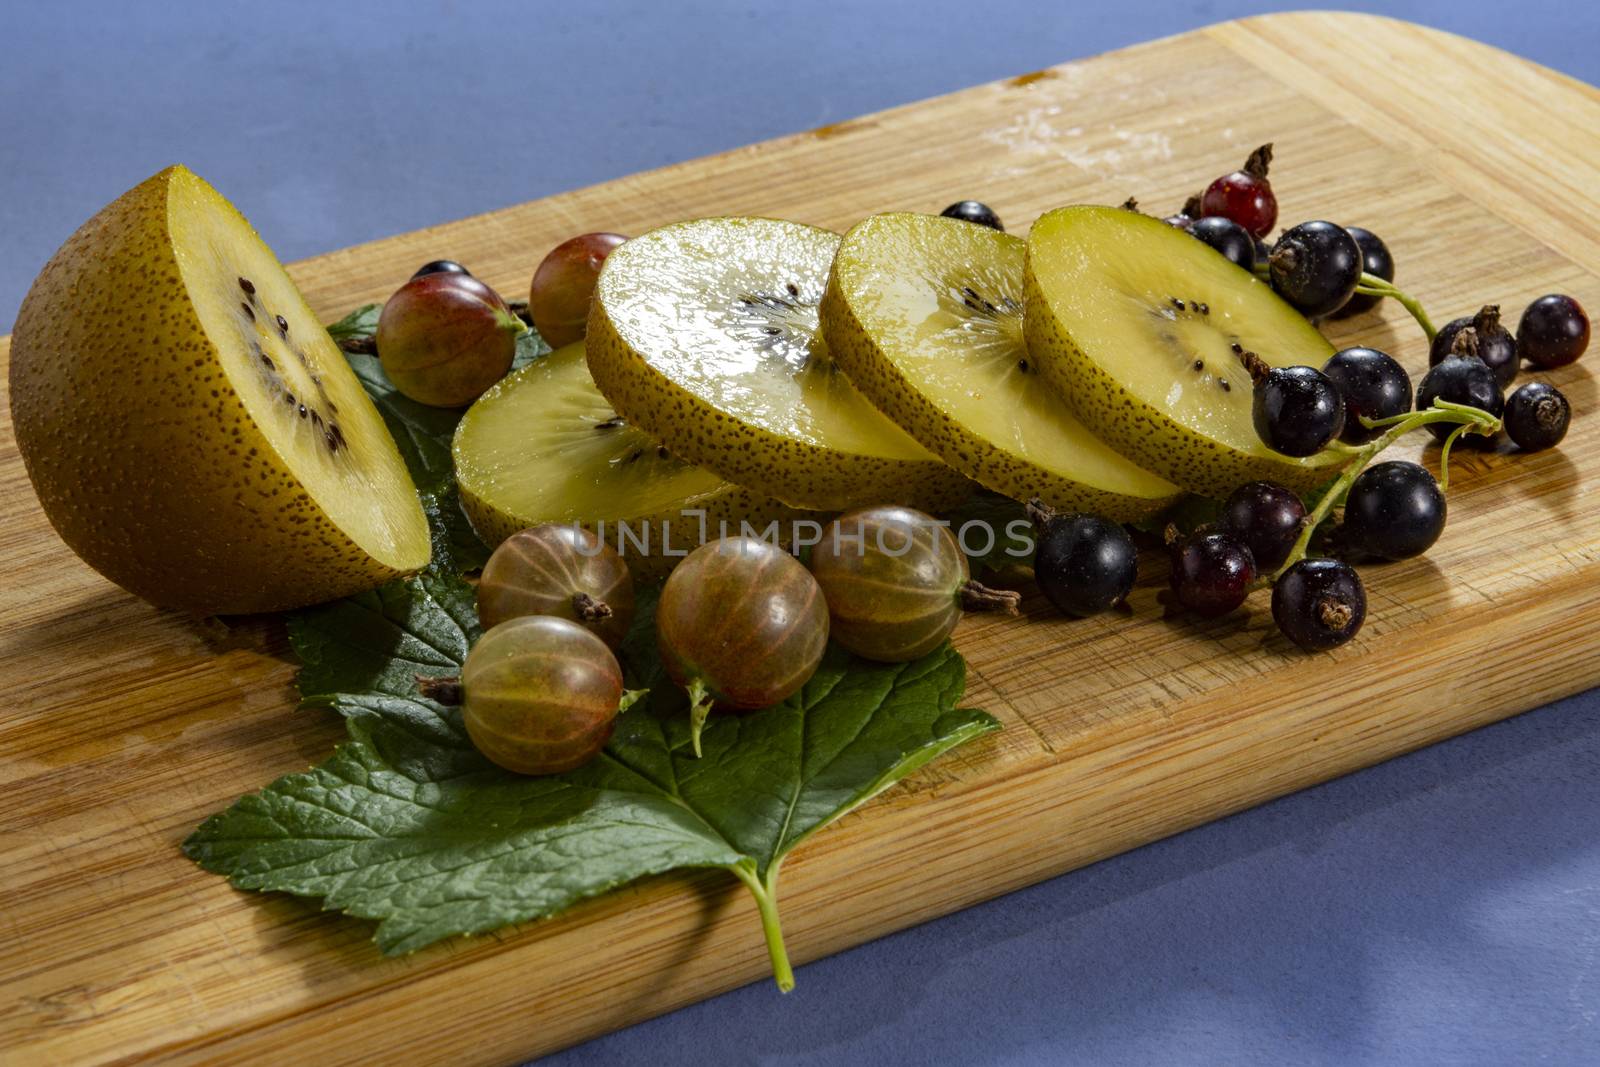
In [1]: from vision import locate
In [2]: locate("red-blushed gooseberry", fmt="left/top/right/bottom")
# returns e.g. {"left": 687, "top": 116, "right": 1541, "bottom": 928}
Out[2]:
{"left": 528, "top": 232, "right": 627, "bottom": 348}
{"left": 377, "top": 272, "right": 521, "bottom": 407}
{"left": 808, "top": 506, "right": 1018, "bottom": 662}
{"left": 477, "top": 524, "right": 635, "bottom": 647}
{"left": 656, "top": 536, "right": 828, "bottom": 756}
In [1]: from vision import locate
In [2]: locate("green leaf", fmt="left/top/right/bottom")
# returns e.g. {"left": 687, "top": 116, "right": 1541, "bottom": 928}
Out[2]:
{"left": 1130, "top": 493, "right": 1224, "bottom": 537}
{"left": 185, "top": 572, "right": 997, "bottom": 986}
{"left": 942, "top": 491, "right": 1035, "bottom": 574}
{"left": 325, "top": 303, "right": 380, "bottom": 341}
{"left": 510, "top": 325, "right": 552, "bottom": 371}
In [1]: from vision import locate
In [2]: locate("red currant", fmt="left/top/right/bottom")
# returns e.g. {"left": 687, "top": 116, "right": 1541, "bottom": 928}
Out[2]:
{"left": 1199, "top": 144, "right": 1278, "bottom": 238}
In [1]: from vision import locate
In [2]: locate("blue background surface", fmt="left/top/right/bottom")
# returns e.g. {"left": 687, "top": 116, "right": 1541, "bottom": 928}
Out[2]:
{"left": 4, "top": 2, "right": 1599, "bottom": 1063}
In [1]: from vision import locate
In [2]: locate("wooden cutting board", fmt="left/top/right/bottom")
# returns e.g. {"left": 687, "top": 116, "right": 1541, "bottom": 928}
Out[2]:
{"left": 4, "top": 12, "right": 1599, "bottom": 1064}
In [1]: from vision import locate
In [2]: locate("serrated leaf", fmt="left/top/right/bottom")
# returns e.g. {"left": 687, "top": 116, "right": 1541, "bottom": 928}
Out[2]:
{"left": 186, "top": 572, "right": 998, "bottom": 981}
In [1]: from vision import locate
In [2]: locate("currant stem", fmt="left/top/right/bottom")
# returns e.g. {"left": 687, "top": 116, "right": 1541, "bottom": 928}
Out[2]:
{"left": 687, "top": 676, "right": 712, "bottom": 758}
{"left": 1354, "top": 271, "right": 1438, "bottom": 341}
{"left": 732, "top": 858, "right": 795, "bottom": 993}
{"left": 1267, "top": 401, "right": 1501, "bottom": 583}
{"left": 1436, "top": 423, "right": 1474, "bottom": 493}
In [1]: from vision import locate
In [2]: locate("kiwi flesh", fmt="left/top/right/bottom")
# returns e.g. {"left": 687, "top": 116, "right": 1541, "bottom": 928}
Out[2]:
{"left": 1025, "top": 205, "right": 1343, "bottom": 497}
{"left": 585, "top": 217, "right": 970, "bottom": 511}
{"left": 8, "top": 166, "right": 430, "bottom": 613}
{"left": 822, "top": 212, "right": 1179, "bottom": 520}
{"left": 454, "top": 342, "right": 813, "bottom": 579}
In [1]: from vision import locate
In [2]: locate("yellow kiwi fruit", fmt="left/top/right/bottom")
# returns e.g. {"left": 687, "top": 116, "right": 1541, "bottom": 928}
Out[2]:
{"left": 8, "top": 166, "right": 430, "bottom": 613}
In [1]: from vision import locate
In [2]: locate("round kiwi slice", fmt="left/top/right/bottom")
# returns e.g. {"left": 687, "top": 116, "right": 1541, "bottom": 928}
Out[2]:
{"left": 9, "top": 166, "right": 430, "bottom": 614}
{"left": 822, "top": 212, "right": 1180, "bottom": 521}
{"left": 454, "top": 342, "right": 811, "bottom": 580}
{"left": 585, "top": 217, "right": 969, "bottom": 511}
{"left": 1025, "top": 205, "right": 1344, "bottom": 496}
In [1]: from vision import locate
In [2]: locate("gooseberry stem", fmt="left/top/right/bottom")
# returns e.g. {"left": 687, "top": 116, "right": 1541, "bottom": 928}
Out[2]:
{"left": 570, "top": 591, "right": 613, "bottom": 621}
{"left": 1267, "top": 400, "right": 1501, "bottom": 583}
{"left": 1354, "top": 271, "right": 1438, "bottom": 341}
{"left": 415, "top": 674, "right": 463, "bottom": 705}
{"left": 687, "top": 677, "right": 712, "bottom": 758}
{"left": 959, "top": 580, "right": 1023, "bottom": 615}
{"left": 732, "top": 858, "right": 795, "bottom": 992}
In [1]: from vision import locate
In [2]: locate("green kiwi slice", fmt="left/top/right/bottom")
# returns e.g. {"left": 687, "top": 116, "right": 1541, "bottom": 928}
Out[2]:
{"left": 1026, "top": 205, "right": 1344, "bottom": 496}
{"left": 822, "top": 211, "right": 1179, "bottom": 520}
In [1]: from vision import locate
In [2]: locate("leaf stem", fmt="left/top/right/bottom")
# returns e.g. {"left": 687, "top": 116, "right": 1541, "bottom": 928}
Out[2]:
{"left": 687, "top": 677, "right": 712, "bottom": 758}
{"left": 1268, "top": 401, "right": 1501, "bottom": 583}
{"left": 1354, "top": 271, "right": 1438, "bottom": 341}
{"left": 732, "top": 859, "right": 795, "bottom": 992}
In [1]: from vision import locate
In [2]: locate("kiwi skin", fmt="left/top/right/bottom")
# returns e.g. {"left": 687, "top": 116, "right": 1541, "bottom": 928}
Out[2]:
{"left": 583, "top": 218, "right": 971, "bottom": 513}
{"left": 820, "top": 216, "right": 1178, "bottom": 523}
{"left": 8, "top": 166, "right": 429, "bottom": 614}
{"left": 1023, "top": 208, "right": 1347, "bottom": 498}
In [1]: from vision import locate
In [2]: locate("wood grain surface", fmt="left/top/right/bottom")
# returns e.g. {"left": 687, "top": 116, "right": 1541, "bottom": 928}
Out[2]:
{"left": 4, "top": 12, "right": 1599, "bottom": 1065}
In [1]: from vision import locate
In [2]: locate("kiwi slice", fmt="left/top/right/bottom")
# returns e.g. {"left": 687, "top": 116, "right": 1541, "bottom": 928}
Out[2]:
{"left": 454, "top": 342, "right": 811, "bottom": 579}
{"left": 822, "top": 212, "right": 1179, "bottom": 520}
{"left": 1025, "top": 205, "right": 1343, "bottom": 496}
{"left": 9, "top": 165, "right": 429, "bottom": 614}
{"left": 585, "top": 217, "right": 969, "bottom": 511}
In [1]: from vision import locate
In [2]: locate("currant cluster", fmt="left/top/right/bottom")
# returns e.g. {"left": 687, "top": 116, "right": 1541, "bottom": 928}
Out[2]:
{"left": 1142, "top": 145, "right": 1590, "bottom": 649}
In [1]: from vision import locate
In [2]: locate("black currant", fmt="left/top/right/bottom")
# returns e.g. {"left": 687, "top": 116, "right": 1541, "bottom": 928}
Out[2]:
{"left": 1329, "top": 227, "right": 1394, "bottom": 318}
{"left": 1268, "top": 221, "right": 1362, "bottom": 318}
{"left": 1503, "top": 382, "right": 1571, "bottom": 451}
{"left": 1341, "top": 461, "right": 1446, "bottom": 562}
{"left": 1163, "top": 212, "right": 1195, "bottom": 231}
{"left": 1032, "top": 511, "right": 1137, "bottom": 617}
{"left": 1169, "top": 531, "right": 1256, "bottom": 618}
{"left": 1219, "top": 481, "right": 1305, "bottom": 572}
{"left": 1272, "top": 559, "right": 1365, "bottom": 651}
{"left": 1253, "top": 365, "right": 1346, "bottom": 456}
{"left": 1415, "top": 355, "right": 1504, "bottom": 447}
{"left": 1188, "top": 216, "right": 1257, "bottom": 271}
{"left": 940, "top": 200, "right": 1003, "bottom": 231}
{"left": 1517, "top": 294, "right": 1590, "bottom": 369}
{"left": 1430, "top": 305, "right": 1518, "bottom": 389}
{"left": 1321, "top": 346, "right": 1413, "bottom": 444}
{"left": 412, "top": 259, "right": 471, "bottom": 279}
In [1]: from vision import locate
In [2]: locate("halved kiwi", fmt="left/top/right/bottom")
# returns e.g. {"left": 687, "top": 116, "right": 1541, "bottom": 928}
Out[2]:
{"left": 454, "top": 342, "right": 811, "bottom": 579}
{"left": 821, "top": 212, "right": 1180, "bottom": 520}
{"left": 1025, "top": 205, "right": 1343, "bottom": 496}
{"left": 9, "top": 165, "right": 430, "bottom": 614}
{"left": 585, "top": 217, "right": 969, "bottom": 511}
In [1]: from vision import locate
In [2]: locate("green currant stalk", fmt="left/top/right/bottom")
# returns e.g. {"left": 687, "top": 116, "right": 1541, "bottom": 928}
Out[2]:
{"left": 1267, "top": 399, "right": 1500, "bottom": 582}
{"left": 731, "top": 857, "right": 795, "bottom": 992}
{"left": 1249, "top": 262, "right": 1438, "bottom": 341}
{"left": 1354, "top": 271, "right": 1438, "bottom": 341}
